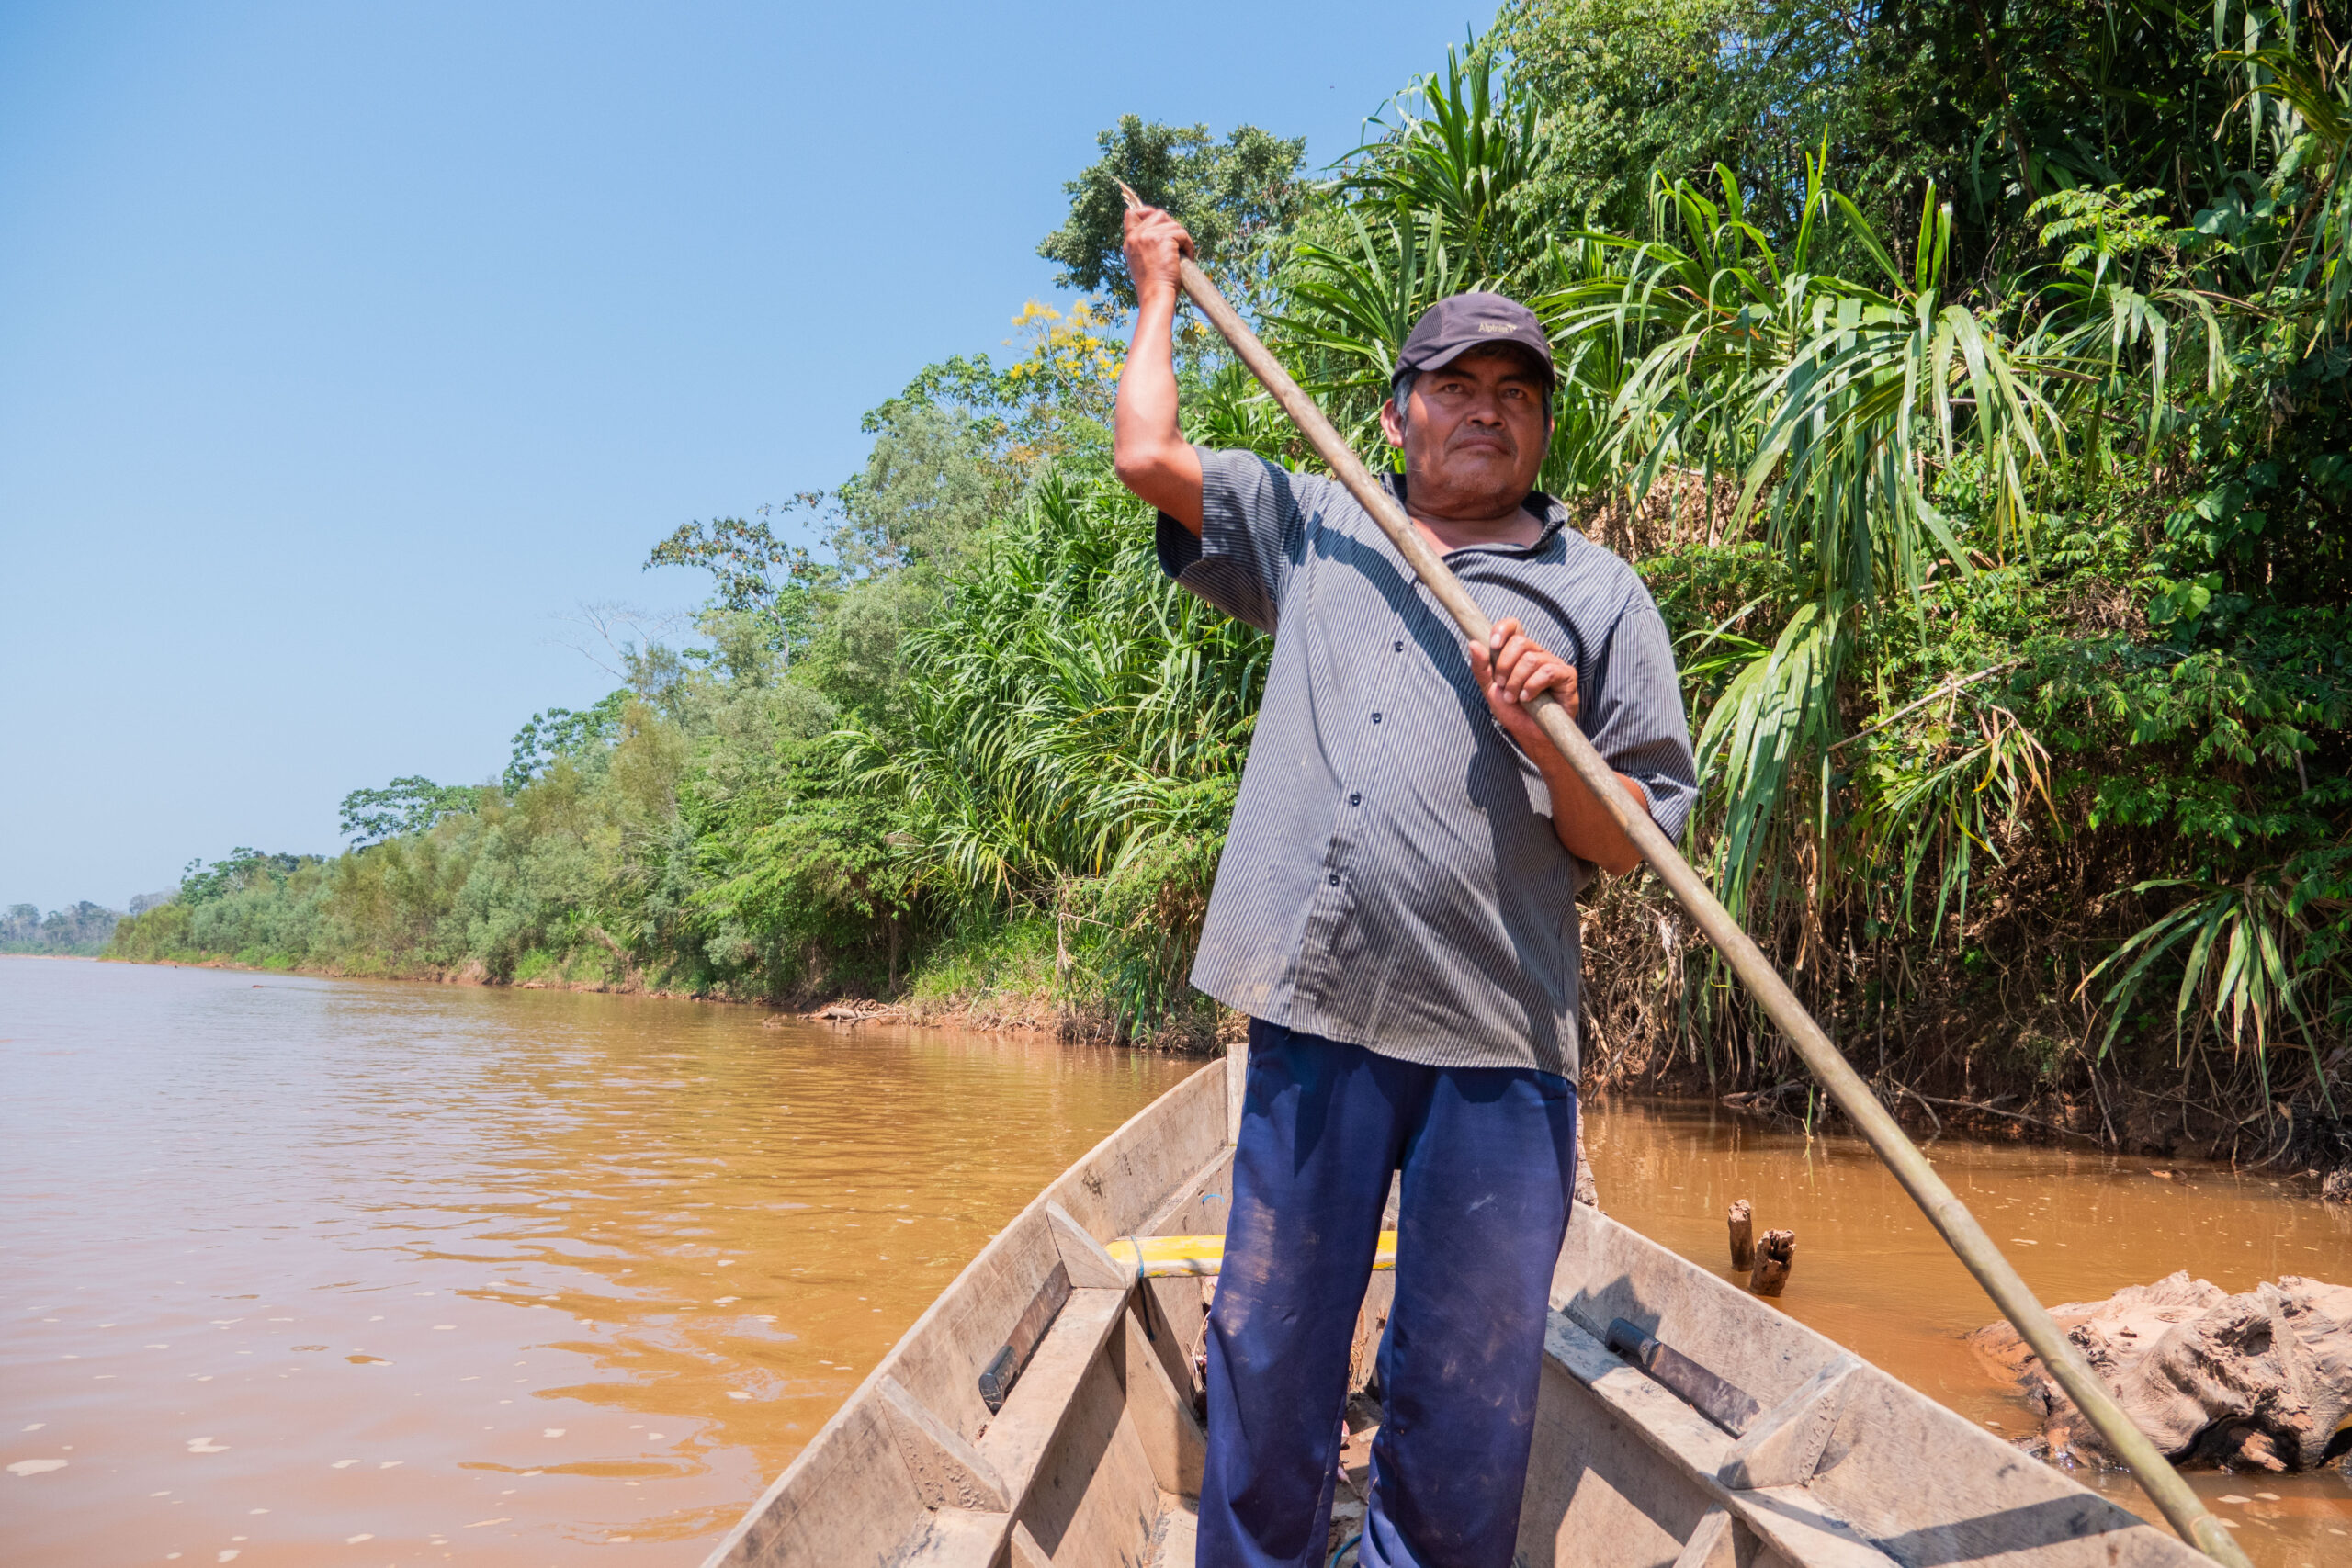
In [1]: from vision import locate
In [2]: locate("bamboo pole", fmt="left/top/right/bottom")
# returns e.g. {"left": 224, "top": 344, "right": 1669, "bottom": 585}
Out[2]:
{"left": 1118, "top": 186, "right": 2248, "bottom": 1568}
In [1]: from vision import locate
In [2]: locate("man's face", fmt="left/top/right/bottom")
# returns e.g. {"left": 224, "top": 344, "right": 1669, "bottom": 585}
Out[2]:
{"left": 1380, "top": 346, "right": 1552, "bottom": 519}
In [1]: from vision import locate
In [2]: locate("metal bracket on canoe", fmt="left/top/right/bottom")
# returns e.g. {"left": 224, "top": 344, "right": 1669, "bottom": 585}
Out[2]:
{"left": 1605, "top": 1319, "right": 1762, "bottom": 1437}
{"left": 1715, "top": 1352, "right": 1861, "bottom": 1490}
{"left": 1549, "top": 1311, "right": 1903, "bottom": 1567}
{"left": 974, "top": 1203, "right": 1156, "bottom": 1416}
{"left": 978, "top": 1261, "right": 1069, "bottom": 1416}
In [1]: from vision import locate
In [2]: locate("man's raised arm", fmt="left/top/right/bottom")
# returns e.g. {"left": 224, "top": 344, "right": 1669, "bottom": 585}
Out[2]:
{"left": 1113, "top": 205, "right": 1204, "bottom": 533}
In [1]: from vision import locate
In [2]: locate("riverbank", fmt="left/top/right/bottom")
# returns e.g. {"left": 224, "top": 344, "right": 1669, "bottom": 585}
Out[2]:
{"left": 104, "top": 947, "right": 786, "bottom": 1007}
{"left": 89, "top": 949, "right": 2352, "bottom": 1199}
{"left": 96, "top": 945, "right": 1224, "bottom": 1048}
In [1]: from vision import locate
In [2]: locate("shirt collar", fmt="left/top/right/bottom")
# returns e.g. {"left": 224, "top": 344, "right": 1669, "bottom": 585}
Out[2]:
{"left": 1383, "top": 470, "right": 1571, "bottom": 557}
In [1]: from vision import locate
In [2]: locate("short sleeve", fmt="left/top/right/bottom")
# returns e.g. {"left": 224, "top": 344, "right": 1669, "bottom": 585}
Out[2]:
{"left": 1155, "top": 446, "right": 1319, "bottom": 636}
{"left": 1585, "top": 581, "right": 1701, "bottom": 841}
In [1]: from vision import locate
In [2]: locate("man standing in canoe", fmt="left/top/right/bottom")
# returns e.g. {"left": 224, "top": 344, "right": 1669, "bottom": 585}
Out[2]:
{"left": 1113, "top": 204, "right": 1699, "bottom": 1568}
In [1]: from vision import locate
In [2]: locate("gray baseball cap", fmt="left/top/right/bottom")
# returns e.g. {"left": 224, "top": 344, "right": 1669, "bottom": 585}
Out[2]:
{"left": 1394, "top": 290, "right": 1555, "bottom": 388}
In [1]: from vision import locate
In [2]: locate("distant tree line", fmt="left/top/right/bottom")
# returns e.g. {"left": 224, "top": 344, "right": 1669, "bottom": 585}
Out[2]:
{"left": 4, "top": 900, "right": 147, "bottom": 955}
{"left": 113, "top": 1, "right": 2352, "bottom": 1160}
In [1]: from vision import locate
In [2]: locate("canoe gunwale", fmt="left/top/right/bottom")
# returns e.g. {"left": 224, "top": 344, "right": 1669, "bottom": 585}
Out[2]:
{"left": 1542, "top": 1306, "right": 1902, "bottom": 1568}
{"left": 1545, "top": 1209, "right": 2217, "bottom": 1568}
{"left": 696, "top": 1057, "right": 1229, "bottom": 1568}
{"left": 707, "top": 1059, "right": 2222, "bottom": 1568}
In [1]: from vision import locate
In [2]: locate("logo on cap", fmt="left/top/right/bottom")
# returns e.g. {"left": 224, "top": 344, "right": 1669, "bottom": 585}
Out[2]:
{"left": 1476, "top": 320, "right": 1515, "bottom": 333}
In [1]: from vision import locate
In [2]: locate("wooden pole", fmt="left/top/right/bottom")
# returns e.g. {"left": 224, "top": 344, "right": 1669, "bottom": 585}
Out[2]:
{"left": 1119, "top": 186, "right": 2250, "bottom": 1568}
{"left": 1726, "top": 1198, "right": 1755, "bottom": 1271}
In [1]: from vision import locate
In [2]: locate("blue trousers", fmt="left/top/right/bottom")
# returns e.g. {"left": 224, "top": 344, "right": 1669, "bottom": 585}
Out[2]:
{"left": 1196, "top": 1020, "right": 1578, "bottom": 1568}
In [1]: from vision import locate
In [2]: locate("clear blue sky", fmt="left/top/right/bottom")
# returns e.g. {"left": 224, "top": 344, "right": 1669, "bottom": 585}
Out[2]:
{"left": 1, "top": 1, "right": 1495, "bottom": 911}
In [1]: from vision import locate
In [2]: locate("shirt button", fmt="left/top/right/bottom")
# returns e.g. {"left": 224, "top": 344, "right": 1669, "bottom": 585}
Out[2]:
{"left": 1328, "top": 873, "right": 1341, "bottom": 886}
{"left": 1371, "top": 712, "right": 1383, "bottom": 724}
{"left": 1349, "top": 793, "right": 1361, "bottom": 807}
{"left": 1393, "top": 640, "right": 1404, "bottom": 652}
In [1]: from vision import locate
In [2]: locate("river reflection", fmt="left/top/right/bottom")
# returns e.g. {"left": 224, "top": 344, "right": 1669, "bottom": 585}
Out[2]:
{"left": 8, "top": 959, "right": 2349, "bottom": 1566}
{"left": 2, "top": 958, "right": 1192, "bottom": 1566}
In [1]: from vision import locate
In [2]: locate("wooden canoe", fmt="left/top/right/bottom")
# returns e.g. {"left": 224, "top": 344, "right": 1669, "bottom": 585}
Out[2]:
{"left": 701, "top": 1053, "right": 2213, "bottom": 1568}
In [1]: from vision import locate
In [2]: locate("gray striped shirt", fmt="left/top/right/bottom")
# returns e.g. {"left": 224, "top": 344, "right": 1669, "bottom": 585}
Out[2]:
{"left": 1159, "top": 446, "right": 1698, "bottom": 1079}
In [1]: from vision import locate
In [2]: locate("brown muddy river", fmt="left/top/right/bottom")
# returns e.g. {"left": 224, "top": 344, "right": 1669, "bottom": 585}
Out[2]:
{"left": 6, "top": 958, "right": 2348, "bottom": 1565}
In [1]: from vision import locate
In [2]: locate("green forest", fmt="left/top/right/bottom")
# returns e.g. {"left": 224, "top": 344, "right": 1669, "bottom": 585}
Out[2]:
{"left": 115, "top": 0, "right": 2350, "bottom": 1163}
{"left": 5, "top": 901, "right": 130, "bottom": 955}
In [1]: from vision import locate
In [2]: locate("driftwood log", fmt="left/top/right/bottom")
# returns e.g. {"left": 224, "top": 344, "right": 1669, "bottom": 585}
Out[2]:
{"left": 1727, "top": 1199, "right": 1755, "bottom": 1270}
{"left": 1749, "top": 1229, "right": 1795, "bottom": 1297}
{"left": 1971, "top": 1271, "right": 2352, "bottom": 1472}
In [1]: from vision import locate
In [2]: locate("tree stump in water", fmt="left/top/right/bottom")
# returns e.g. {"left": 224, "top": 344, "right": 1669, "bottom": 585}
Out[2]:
{"left": 1750, "top": 1229, "right": 1794, "bottom": 1296}
{"left": 1726, "top": 1199, "right": 1754, "bottom": 1270}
